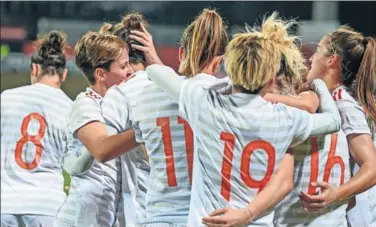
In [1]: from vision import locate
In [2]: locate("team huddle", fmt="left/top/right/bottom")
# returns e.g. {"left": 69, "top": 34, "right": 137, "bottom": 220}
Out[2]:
{"left": 1, "top": 8, "right": 376, "bottom": 227}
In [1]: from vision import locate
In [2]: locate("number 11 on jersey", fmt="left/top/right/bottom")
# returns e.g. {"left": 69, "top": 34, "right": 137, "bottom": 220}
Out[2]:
{"left": 157, "top": 116, "right": 194, "bottom": 187}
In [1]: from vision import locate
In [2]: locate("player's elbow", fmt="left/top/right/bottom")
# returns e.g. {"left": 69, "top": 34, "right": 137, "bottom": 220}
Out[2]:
{"left": 302, "top": 102, "right": 317, "bottom": 114}
{"left": 95, "top": 154, "right": 111, "bottom": 163}
{"left": 327, "top": 113, "right": 341, "bottom": 134}
{"left": 93, "top": 149, "right": 114, "bottom": 163}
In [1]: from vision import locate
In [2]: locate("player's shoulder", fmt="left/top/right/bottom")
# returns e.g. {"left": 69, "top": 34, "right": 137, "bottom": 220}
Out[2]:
{"left": 118, "top": 70, "right": 150, "bottom": 87}
{"left": 333, "top": 85, "right": 365, "bottom": 111}
{"left": 332, "top": 86, "right": 357, "bottom": 104}
{"left": 271, "top": 101, "right": 303, "bottom": 122}
{"left": 1, "top": 85, "right": 31, "bottom": 96}
{"left": 74, "top": 88, "right": 102, "bottom": 108}
{"left": 110, "top": 70, "right": 151, "bottom": 96}
{"left": 187, "top": 73, "right": 216, "bottom": 85}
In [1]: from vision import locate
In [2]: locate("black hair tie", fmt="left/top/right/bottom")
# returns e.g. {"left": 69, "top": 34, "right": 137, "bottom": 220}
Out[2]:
{"left": 362, "top": 37, "right": 368, "bottom": 47}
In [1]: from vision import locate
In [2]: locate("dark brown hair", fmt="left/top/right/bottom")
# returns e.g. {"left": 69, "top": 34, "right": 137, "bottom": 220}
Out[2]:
{"left": 326, "top": 25, "right": 376, "bottom": 120}
{"left": 31, "top": 31, "right": 67, "bottom": 78}
{"left": 100, "top": 12, "right": 148, "bottom": 66}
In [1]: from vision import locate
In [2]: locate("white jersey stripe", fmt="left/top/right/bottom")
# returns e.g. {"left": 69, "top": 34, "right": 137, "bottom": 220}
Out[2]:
{"left": 1, "top": 83, "right": 72, "bottom": 216}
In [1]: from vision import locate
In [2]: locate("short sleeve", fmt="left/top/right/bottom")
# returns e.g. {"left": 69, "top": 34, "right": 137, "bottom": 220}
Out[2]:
{"left": 68, "top": 96, "right": 104, "bottom": 136}
{"left": 178, "top": 79, "right": 208, "bottom": 127}
{"left": 102, "top": 85, "right": 132, "bottom": 133}
{"left": 133, "top": 122, "right": 144, "bottom": 143}
{"left": 336, "top": 99, "right": 370, "bottom": 136}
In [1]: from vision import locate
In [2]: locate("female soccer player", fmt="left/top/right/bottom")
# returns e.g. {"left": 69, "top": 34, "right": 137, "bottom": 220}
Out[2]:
{"left": 146, "top": 12, "right": 342, "bottom": 226}
{"left": 299, "top": 26, "right": 376, "bottom": 227}
{"left": 101, "top": 9, "right": 229, "bottom": 226}
{"left": 54, "top": 31, "right": 134, "bottom": 227}
{"left": 100, "top": 12, "right": 152, "bottom": 226}
{"left": 1, "top": 31, "right": 72, "bottom": 227}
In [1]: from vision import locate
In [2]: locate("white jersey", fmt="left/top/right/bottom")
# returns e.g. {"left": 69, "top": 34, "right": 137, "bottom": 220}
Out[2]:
{"left": 273, "top": 130, "right": 350, "bottom": 226}
{"left": 180, "top": 79, "right": 314, "bottom": 227}
{"left": 371, "top": 121, "right": 376, "bottom": 225}
{"left": 102, "top": 71, "right": 229, "bottom": 225}
{"left": 334, "top": 86, "right": 376, "bottom": 227}
{"left": 1, "top": 83, "right": 72, "bottom": 216}
{"left": 102, "top": 72, "right": 151, "bottom": 225}
{"left": 55, "top": 87, "right": 123, "bottom": 227}
{"left": 120, "top": 145, "right": 150, "bottom": 227}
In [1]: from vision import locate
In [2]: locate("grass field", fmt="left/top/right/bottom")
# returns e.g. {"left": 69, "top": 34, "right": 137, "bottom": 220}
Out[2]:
{"left": 63, "top": 170, "right": 71, "bottom": 194}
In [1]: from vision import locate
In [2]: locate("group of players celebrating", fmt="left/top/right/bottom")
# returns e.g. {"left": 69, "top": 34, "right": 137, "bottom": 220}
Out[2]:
{"left": 1, "top": 8, "right": 376, "bottom": 227}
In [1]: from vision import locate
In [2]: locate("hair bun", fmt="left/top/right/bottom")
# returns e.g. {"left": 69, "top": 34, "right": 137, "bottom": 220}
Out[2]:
{"left": 38, "top": 31, "right": 66, "bottom": 58}
{"left": 121, "top": 12, "right": 148, "bottom": 30}
{"left": 261, "top": 12, "right": 297, "bottom": 46}
{"left": 99, "top": 23, "right": 114, "bottom": 34}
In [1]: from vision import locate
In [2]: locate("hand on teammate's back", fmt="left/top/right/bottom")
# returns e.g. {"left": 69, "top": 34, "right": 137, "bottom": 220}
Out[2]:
{"left": 129, "top": 23, "right": 164, "bottom": 66}
{"left": 299, "top": 181, "right": 339, "bottom": 211}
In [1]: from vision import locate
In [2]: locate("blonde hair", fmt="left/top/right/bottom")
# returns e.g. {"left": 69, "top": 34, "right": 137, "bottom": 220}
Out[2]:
{"left": 179, "top": 8, "right": 228, "bottom": 77}
{"left": 75, "top": 31, "right": 126, "bottom": 84}
{"left": 98, "top": 23, "right": 115, "bottom": 34}
{"left": 225, "top": 12, "right": 306, "bottom": 92}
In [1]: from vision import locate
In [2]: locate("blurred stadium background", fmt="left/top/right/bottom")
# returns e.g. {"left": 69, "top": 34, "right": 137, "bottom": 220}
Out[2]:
{"left": 1, "top": 1, "right": 376, "bottom": 193}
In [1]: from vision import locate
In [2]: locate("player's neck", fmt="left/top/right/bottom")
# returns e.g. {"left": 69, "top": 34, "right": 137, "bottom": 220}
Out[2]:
{"left": 323, "top": 70, "right": 342, "bottom": 93}
{"left": 231, "top": 84, "right": 270, "bottom": 97}
{"left": 36, "top": 76, "right": 62, "bottom": 89}
{"left": 90, "top": 84, "right": 107, "bottom": 98}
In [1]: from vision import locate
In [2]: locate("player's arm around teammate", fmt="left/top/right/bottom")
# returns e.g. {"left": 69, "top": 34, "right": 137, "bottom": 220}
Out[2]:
{"left": 299, "top": 28, "right": 376, "bottom": 214}
{"left": 63, "top": 32, "right": 138, "bottom": 175}
{"left": 146, "top": 14, "right": 341, "bottom": 226}
{"left": 147, "top": 48, "right": 340, "bottom": 226}
{"left": 69, "top": 14, "right": 164, "bottom": 169}
{"left": 201, "top": 71, "right": 321, "bottom": 227}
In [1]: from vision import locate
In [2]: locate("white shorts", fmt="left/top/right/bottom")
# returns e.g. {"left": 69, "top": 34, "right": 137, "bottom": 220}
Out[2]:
{"left": 1, "top": 214, "right": 54, "bottom": 227}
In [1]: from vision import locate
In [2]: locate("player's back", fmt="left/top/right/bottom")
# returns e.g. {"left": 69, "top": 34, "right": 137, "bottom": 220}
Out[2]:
{"left": 121, "top": 72, "right": 192, "bottom": 225}
{"left": 105, "top": 71, "right": 229, "bottom": 225}
{"left": 179, "top": 83, "right": 313, "bottom": 227}
{"left": 1, "top": 83, "right": 72, "bottom": 216}
{"left": 273, "top": 130, "right": 350, "bottom": 227}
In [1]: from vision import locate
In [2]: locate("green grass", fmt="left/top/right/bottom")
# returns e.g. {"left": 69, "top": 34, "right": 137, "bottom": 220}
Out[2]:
{"left": 63, "top": 170, "right": 71, "bottom": 195}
